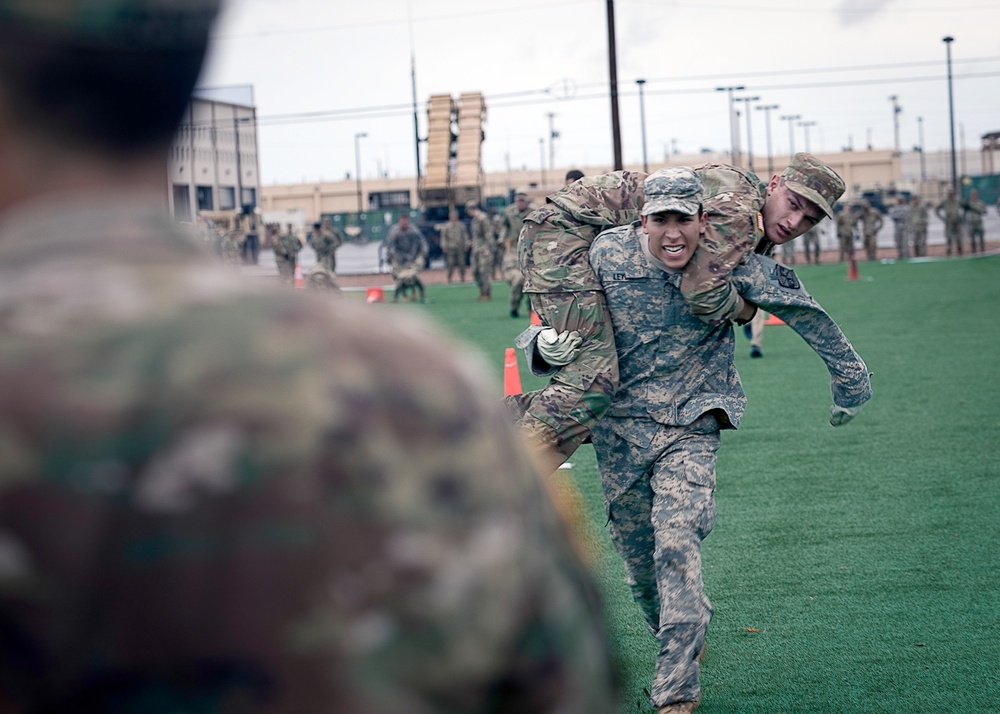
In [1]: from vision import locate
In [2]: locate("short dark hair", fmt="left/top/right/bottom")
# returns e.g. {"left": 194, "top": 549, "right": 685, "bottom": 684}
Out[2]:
{"left": 0, "top": 26, "right": 211, "bottom": 155}
{"left": 565, "top": 169, "right": 585, "bottom": 183}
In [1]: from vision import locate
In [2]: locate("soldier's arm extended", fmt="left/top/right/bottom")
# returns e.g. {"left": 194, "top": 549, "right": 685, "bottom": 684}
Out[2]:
{"left": 732, "top": 254, "right": 872, "bottom": 415}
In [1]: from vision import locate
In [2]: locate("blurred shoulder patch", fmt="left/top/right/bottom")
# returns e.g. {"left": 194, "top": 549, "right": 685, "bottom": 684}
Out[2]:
{"left": 770, "top": 263, "right": 801, "bottom": 290}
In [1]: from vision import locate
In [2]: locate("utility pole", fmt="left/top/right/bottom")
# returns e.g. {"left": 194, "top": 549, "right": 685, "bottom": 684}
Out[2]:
{"left": 606, "top": 0, "right": 623, "bottom": 169}
{"left": 636, "top": 78, "right": 649, "bottom": 172}
{"left": 799, "top": 120, "right": 817, "bottom": 153}
{"left": 737, "top": 95, "right": 759, "bottom": 171}
{"left": 943, "top": 35, "right": 957, "bottom": 191}
{"left": 756, "top": 103, "right": 779, "bottom": 176}
{"left": 781, "top": 114, "right": 801, "bottom": 156}
{"left": 889, "top": 94, "right": 902, "bottom": 156}
{"left": 547, "top": 112, "right": 558, "bottom": 172}
{"left": 716, "top": 85, "right": 745, "bottom": 165}
{"left": 917, "top": 116, "right": 927, "bottom": 182}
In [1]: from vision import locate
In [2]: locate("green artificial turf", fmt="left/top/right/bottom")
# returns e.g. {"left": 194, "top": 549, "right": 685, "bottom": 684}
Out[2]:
{"left": 358, "top": 255, "right": 1000, "bottom": 713}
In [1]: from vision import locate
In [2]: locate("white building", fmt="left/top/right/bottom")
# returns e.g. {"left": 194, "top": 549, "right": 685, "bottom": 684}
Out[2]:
{"left": 168, "top": 86, "right": 261, "bottom": 222}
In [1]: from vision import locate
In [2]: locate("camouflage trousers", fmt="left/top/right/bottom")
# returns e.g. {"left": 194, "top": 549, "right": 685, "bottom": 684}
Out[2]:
{"left": 911, "top": 227, "right": 928, "bottom": 257}
{"left": 591, "top": 413, "right": 720, "bottom": 708}
{"left": 504, "top": 290, "right": 618, "bottom": 462}
{"left": 502, "top": 251, "right": 525, "bottom": 313}
{"left": 945, "top": 221, "right": 963, "bottom": 255}
{"left": 444, "top": 248, "right": 466, "bottom": 281}
{"left": 473, "top": 250, "right": 493, "bottom": 297}
{"left": 275, "top": 257, "right": 296, "bottom": 284}
{"left": 967, "top": 221, "right": 984, "bottom": 253}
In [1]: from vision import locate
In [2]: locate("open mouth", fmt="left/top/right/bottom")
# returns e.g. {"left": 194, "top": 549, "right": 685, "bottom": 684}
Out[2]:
{"left": 662, "top": 245, "right": 685, "bottom": 255}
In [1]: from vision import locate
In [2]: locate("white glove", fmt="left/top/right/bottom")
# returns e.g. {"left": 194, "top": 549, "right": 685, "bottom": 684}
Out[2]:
{"left": 536, "top": 328, "right": 583, "bottom": 367}
{"left": 830, "top": 403, "right": 865, "bottom": 427}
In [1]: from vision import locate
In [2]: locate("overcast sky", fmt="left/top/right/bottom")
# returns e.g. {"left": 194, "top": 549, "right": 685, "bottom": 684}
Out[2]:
{"left": 200, "top": 0, "right": 1000, "bottom": 186}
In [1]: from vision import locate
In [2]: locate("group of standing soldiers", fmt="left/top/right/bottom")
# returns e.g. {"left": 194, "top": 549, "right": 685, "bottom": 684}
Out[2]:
{"left": 834, "top": 188, "right": 989, "bottom": 262}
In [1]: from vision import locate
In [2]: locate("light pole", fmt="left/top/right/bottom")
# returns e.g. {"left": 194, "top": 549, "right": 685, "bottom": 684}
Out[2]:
{"left": 798, "top": 120, "right": 817, "bottom": 153}
{"left": 756, "top": 103, "right": 779, "bottom": 176}
{"left": 636, "top": 78, "right": 649, "bottom": 172}
{"left": 539, "top": 137, "right": 547, "bottom": 187}
{"left": 917, "top": 116, "right": 927, "bottom": 182}
{"left": 354, "top": 132, "right": 367, "bottom": 215}
{"left": 736, "top": 95, "right": 759, "bottom": 171}
{"left": 780, "top": 114, "right": 801, "bottom": 157}
{"left": 943, "top": 35, "right": 957, "bottom": 191}
{"left": 716, "top": 85, "right": 745, "bottom": 164}
{"left": 889, "top": 95, "right": 902, "bottom": 155}
{"left": 547, "top": 112, "right": 558, "bottom": 172}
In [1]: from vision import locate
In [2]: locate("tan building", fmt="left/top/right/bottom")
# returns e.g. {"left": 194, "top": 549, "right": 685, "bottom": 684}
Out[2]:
{"left": 169, "top": 88, "right": 261, "bottom": 222}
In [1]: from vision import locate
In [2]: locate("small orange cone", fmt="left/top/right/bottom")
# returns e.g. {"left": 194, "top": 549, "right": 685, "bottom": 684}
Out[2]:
{"left": 530, "top": 311, "right": 542, "bottom": 326}
{"left": 503, "top": 347, "right": 523, "bottom": 396}
{"left": 294, "top": 264, "right": 304, "bottom": 289}
{"left": 847, "top": 257, "right": 859, "bottom": 281}
{"left": 366, "top": 286, "right": 385, "bottom": 303}
{"left": 764, "top": 313, "right": 785, "bottom": 326}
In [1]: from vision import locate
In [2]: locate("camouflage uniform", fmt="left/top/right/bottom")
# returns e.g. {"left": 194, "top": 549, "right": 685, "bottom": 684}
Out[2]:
{"left": 858, "top": 202, "right": 884, "bottom": 261}
{"left": 469, "top": 207, "right": 494, "bottom": 300}
{"left": 836, "top": 206, "right": 857, "bottom": 262}
{"left": 0, "top": 193, "right": 618, "bottom": 713}
{"left": 964, "top": 193, "right": 987, "bottom": 253}
{"left": 273, "top": 227, "right": 302, "bottom": 284}
{"left": 936, "top": 194, "right": 963, "bottom": 256}
{"left": 439, "top": 217, "right": 470, "bottom": 282}
{"left": 585, "top": 220, "right": 870, "bottom": 710}
{"left": 304, "top": 262, "right": 340, "bottom": 291}
{"left": 907, "top": 199, "right": 930, "bottom": 257}
{"left": 310, "top": 221, "right": 345, "bottom": 271}
{"left": 801, "top": 223, "right": 821, "bottom": 264}
{"left": 384, "top": 220, "right": 427, "bottom": 295}
{"left": 499, "top": 197, "right": 532, "bottom": 316}
{"left": 888, "top": 201, "right": 911, "bottom": 259}
{"left": 221, "top": 226, "right": 243, "bottom": 265}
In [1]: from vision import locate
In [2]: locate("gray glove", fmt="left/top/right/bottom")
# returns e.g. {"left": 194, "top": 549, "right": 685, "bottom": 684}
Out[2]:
{"left": 830, "top": 402, "right": 865, "bottom": 427}
{"left": 536, "top": 328, "right": 583, "bottom": 367}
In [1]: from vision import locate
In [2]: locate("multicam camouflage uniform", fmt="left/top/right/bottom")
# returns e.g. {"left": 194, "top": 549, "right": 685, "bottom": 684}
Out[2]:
{"left": 889, "top": 200, "right": 911, "bottom": 260}
{"left": 858, "top": 201, "right": 884, "bottom": 261}
{"left": 385, "top": 220, "right": 427, "bottom": 294}
{"left": 801, "top": 223, "right": 821, "bottom": 264}
{"left": 964, "top": 193, "right": 987, "bottom": 252}
{"left": 310, "top": 220, "right": 345, "bottom": 271}
{"left": 499, "top": 197, "right": 532, "bottom": 316}
{"left": 836, "top": 206, "right": 857, "bottom": 262}
{"left": 439, "top": 217, "right": 470, "bottom": 282}
{"left": 936, "top": 194, "right": 963, "bottom": 256}
{"left": 273, "top": 227, "right": 302, "bottom": 284}
{"left": 469, "top": 208, "right": 495, "bottom": 300}
{"left": 907, "top": 198, "right": 930, "bottom": 257}
{"left": 0, "top": 192, "right": 618, "bottom": 713}
{"left": 585, "top": 221, "right": 870, "bottom": 710}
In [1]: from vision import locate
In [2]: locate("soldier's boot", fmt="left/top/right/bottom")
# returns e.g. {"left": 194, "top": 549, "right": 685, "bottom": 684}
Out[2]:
{"left": 657, "top": 695, "right": 700, "bottom": 713}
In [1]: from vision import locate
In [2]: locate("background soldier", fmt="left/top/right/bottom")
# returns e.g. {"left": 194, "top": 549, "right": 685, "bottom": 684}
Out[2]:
{"left": 384, "top": 212, "right": 427, "bottom": 302}
{"left": 467, "top": 200, "right": 494, "bottom": 301}
{"left": 888, "top": 195, "right": 911, "bottom": 260}
{"left": 858, "top": 198, "right": 884, "bottom": 261}
{"left": 500, "top": 189, "right": 533, "bottom": 317}
{"left": 801, "top": 223, "right": 821, "bottom": 264}
{"left": 964, "top": 188, "right": 987, "bottom": 253}
{"left": 221, "top": 214, "right": 244, "bottom": 265}
{"left": 836, "top": 202, "right": 857, "bottom": 262}
{"left": 310, "top": 216, "right": 345, "bottom": 271}
{"left": 440, "top": 208, "right": 470, "bottom": 282}
{"left": 273, "top": 222, "right": 302, "bottom": 285}
{"left": 0, "top": 1, "right": 617, "bottom": 711}
{"left": 907, "top": 196, "right": 930, "bottom": 257}
{"left": 936, "top": 189, "right": 963, "bottom": 256}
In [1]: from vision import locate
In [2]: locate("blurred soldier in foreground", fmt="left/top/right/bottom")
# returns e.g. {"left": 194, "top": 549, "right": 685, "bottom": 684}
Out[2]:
{"left": 964, "top": 188, "right": 986, "bottom": 253}
{"left": 936, "top": 189, "right": 963, "bottom": 256}
{"left": 440, "top": 207, "right": 470, "bottom": 282}
{"left": 499, "top": 189, "right": 533, "bottom": 317}
{"left": 273, "top": 222, "right": 302, "bottom": 285}
{"left": 0, "top": 2, "right": 618, "bottom": 712}
{"left": 907, "top": 195, "right": 929, "bottom": 257}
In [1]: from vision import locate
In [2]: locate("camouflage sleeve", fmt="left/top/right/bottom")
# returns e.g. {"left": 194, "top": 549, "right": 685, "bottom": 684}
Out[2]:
{"left": 733, "top": 255, "right": 872, "bottom": 409}
{"left": 680, "top": 184, "right": 764, "bottom": 325}
{"left": 546, "top": 170, "right": 648, "bottom": 228}
{"left": 515, "top": 324, "right": 559, "bottom": 378}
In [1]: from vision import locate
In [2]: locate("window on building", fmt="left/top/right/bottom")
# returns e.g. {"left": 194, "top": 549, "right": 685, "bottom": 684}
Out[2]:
{"left": 219, "top": 186, "right": 236, "bottom": 210}
{"left": 196, "top": 185, "right": 214, "bottom": 211}
{"left": 369, "top": 190, "right": 411, "bottom": 210}
{"left": 240, "top": 187, "right": 256, "bottom": 210}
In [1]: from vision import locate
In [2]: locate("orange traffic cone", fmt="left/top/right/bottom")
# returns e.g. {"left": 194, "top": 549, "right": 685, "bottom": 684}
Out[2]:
{"left": 503, "top": 347, "right": 523, "bottom": 396}
{"left": 530, "top": 311, "right": 542, "bottom": 326}
{"left": 764, "top": 313, "right": 785, "bottom": 326}
{"left": 294, "top": 264, "right": 304, "bottom": 289}
{"left": 366, "top": 286, "right": 385, "bottom": 303}
{"left": 847, "top": 256, "right": 859, "bottom": 281}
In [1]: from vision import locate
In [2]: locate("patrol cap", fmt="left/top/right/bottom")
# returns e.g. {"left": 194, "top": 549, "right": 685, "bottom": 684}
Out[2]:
{"left": 0, "top": 0, "right": 221, "bottom": 49}
{"left": 514, "top": 188, "right": 528, "bottom": 198}
{"left": 640, "top": 166, "right": 704, "bottom": 217}
{"left": 781, "top": 152, "right": 845, "bottom": 220}
{"left": 464, "top": 200, "right": 479, "bottom": 210}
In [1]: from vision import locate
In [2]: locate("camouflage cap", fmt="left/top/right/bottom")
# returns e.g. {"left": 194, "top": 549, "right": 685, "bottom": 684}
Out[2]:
{"left": 0, "top": 0, "right": 221, "bottom": 48}
{"left": 640, "top": 166, "right": 704, "bottom": 217}
{"left": 514, "top": 188, "right": 528, "bottom": 198}
{"left": 781, "top": 153, "right": 845, "bottom": 220}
